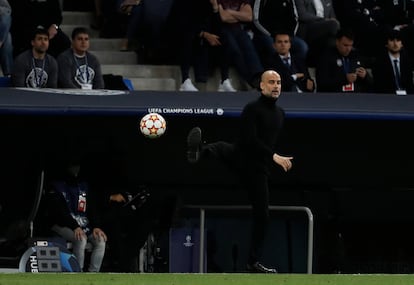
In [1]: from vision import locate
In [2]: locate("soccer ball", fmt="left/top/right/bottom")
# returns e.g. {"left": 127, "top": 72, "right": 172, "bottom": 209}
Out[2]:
{"left": 139, "top": 113, "right": 167, "bottom": 138}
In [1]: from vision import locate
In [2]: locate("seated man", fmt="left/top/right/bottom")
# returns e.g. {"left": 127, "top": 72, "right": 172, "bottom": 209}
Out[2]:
{"left": 252, "top": 0, "right": 308, "bottom": 63}
{"left": 169, "top": 0, "right": 236, "bottom": 92}
{"left": 100, "top": 188, "right": 154, "bottom": 272}
{"left": 372, "top": 30, "right": 414, "bottom": 95}
{"left": 57, "top": 27, "right": 104, "bottom": 89}
{"left": 315, "top": 28, "right": 373, "bottom": 93}
{"left": 381, "top": 0, "right": 414, "bottom": 62}
{"left": 11, "top": 28, "right": 58, "bottom": 88}
{"left": 217, "top": 0, "right": 263, "bottom": 89}
{"left": 295, "top": 0, "right": 340, "bottom": 66}
{"left": 45, "top": 157, "right": 107, "bottom": 272}
{"left": 264, "top": 32, "right": 314, "bottom": 93}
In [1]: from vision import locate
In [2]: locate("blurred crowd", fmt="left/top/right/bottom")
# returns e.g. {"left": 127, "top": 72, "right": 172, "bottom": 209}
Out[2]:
{"left": 1, "top": 0, "right": 413, "bottom": 94}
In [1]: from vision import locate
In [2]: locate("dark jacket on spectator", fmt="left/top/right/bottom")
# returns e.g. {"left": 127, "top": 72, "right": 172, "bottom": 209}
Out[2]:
{"left": 264, "top": 51, "right": 314, "bottom": 92}
{"left": 372, "top": 48, "right": 414, "bottom": 94}
{"left": 315, "top": 46, "right": 373, "bottom": 92}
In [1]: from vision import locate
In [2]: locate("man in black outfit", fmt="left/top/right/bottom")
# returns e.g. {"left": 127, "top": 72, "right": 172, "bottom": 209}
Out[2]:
{"left": 264, "top": 33, "right": 315, "bottom": 93}
{"left": 10, "top": 0, "right": 71, "bottom": 58}
{"left": 186, "top": 70, "right": 293, "bottom": 273}
{"left": 315, "top": 28, "right": 373, "bottom": 93}
{"left": 372, "top": 29, "right": 414, "bottom": 95}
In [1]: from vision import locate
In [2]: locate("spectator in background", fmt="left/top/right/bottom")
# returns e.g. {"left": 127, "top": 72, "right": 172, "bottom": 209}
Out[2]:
{"left": 90, "top": 0, "right": 104, "bottom": 31}
{"left": 315, "top": 28, "right": 372, "bottom": 93}
{"left": 116, "top": 0, "right": 175, "bottom": 64}
{"left": 295, "top": 0, "right": 340, "bottom": 66}
{"left": 117, "top": 0, "right": 144, "bottom": 52}
{"left": 10, "top": 0, "right": 71, "bottom": 58}
{"left": 57, "top": 27, "right": 104, "bottom": 89}
{"left": 217, "top": 0, "right": 263, "bottom": 89}
{"left": 92, "top": 0, "right": 127, "bottom": 39}
{"left": 101, "top": 186, "right": 176, "bottom": 272}
{"left": 252, "top": 0, "right": 308, "bottom": 64}
{"left": 81, "top": 152, "right": 179, "bottom": 273}
{"left": 372, "top": 30, "right": 414, "bottom": 95}
{"left": 169, "top": 0, "right": 236, "bottom": 92}
{"left": 0, "top": 0, "right": 12, "bottom": 77}
{"left": 44, "top": 156, "right": 107, "bottom": 272}
{"left": 381, "top": 0, "right": 414, "bottom": 62}
{"left": 264, "top": 32, "right": 315, "bottom": 93}
{"left": 11, "top": 28, "right": 58, "bottom": 88}
{"left": 340, "top": 0, "right": 385, "bottom": 60}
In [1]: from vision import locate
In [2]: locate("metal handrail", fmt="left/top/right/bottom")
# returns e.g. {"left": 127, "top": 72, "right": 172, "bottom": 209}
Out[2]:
{"left": 184, "top": 205, "right": 314, "bottom": 274}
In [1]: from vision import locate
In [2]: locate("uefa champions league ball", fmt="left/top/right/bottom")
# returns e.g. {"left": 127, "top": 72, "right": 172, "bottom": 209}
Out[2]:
{"left": 139, "top": 113, "right": 167, "bottom": 138}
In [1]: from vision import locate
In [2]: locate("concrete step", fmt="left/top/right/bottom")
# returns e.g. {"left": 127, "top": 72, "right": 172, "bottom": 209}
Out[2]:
{"left": 128, "top": 77, "right": 176, "bottom": 91}
{"left": 89, "top": 38, "right": 126, "bottom": 51}
{"left": 91, "top": 51, "right": 137, "bottom": 65}
{"left": 101, "top": 64, "right": 180, "bottom": 79}
{"left": 62, "top": 11, "right": 94, "bottom": 26}
{"left": 101, "top": 64, "right": 180, "bottom": 91}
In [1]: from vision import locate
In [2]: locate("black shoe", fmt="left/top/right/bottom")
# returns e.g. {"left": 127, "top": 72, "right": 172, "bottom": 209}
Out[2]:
{"left": 246, "top": 262, "right": 277, "bottom": 273}
{"left": 187, "top": 127, "right": 202, "bottom": 163}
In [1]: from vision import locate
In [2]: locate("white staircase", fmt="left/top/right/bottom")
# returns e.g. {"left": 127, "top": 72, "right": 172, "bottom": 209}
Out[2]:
{"left": 61, "top": 11, "right": 180, "bottom": 91}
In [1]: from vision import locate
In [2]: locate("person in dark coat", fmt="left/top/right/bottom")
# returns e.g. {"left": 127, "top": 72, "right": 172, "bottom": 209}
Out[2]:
{"left": 264, "top": 32, "right": 314, "bottom": 92}
{"left": 10, "top": 0, "right": 71, "bottom": 57}
{"left": 315, "top": 28, "right": 373, "bottom": 93}
{"left": 186, "top": 70, "right": 293, "bottom": 273}
{"left": 372, "top": 30, "right": 414, "bottom": 94}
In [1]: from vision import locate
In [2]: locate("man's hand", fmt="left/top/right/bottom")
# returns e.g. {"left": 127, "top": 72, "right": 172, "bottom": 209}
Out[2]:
{"left": 273, "top": 153, "right": 293, "bottom": 172}
{"left": 346, "top": 72, "right": 358, "bottom": 83}
{"left": 48, "top": 24, "right": 58, "bottom": 40}
{"left": 306, "top": 79, "right": 314, "bottom": 91}
{"left": 74, "top": 227, "right": 87, "bottom": 241}
{"left": 203, "top": 32, "right": 221, "bottom": 46}
{"left": 109, "top": 193, "right": 126, "bottom": 203}
{"left": 355, "top": 67, "right": 367, "bottom": 79}
{"left": 92, "top": 228, "right": 107, "bottom": 242}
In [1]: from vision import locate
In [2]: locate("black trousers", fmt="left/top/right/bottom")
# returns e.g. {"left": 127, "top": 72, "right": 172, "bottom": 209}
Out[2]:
{"left": 203, "top": 141, "right": 270, "bottom": 264}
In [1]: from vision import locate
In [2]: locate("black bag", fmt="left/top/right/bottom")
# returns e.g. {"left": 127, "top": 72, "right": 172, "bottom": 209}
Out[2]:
{"left": 103, "top": 74, "right": 130, "bottom": 90}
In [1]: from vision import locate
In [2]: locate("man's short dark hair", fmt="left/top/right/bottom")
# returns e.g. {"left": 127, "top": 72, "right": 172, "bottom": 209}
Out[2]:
{"left": 336, "top": 28, "right": 354, "bottom": 41}
{"left": 71, "top": 27, "right": 89, "bottom": 40}
{"left": 272, "top": 30, "right": 293, "bottom": 39}
{"left": 32, "top": 27, "right": 49, "bottom": 40}
{"left": 385, "top": 29, "right": 402, "bottom": 42}
{"left": 273, "top": 31, "right": 292, "bottom": 41}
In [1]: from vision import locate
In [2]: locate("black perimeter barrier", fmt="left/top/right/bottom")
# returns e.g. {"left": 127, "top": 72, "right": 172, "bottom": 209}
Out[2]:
{"left": 1, "top": 88, "right": 414, "bottom": 273}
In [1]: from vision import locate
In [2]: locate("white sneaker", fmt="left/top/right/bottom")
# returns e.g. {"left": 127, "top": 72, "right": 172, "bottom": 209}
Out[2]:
{"left": 179, "top": 78, "right": 199, "bottom": 91}
{"left": 218, "top": 78, "right": 236, "bottom": 92}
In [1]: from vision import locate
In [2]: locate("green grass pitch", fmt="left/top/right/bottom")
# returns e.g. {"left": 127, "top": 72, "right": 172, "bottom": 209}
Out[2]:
{"left": 2, "top": 273, "right": 414, "bottom": 285}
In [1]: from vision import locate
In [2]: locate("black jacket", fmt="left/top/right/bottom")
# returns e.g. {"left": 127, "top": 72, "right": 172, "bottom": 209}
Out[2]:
{"left": 265, "top": 51, "right": 314, "bottom": 92}
{"left": 315, "top": 47, "right": 373, "bottom": 92}
{"left": 236, "top": 94, "right": 285, "bottom": 173}
{"left": 253, "top": 0, "right": 298, "bottom": 36}
{"left": 372, "top": 48, "right": 414, "bottom": 94}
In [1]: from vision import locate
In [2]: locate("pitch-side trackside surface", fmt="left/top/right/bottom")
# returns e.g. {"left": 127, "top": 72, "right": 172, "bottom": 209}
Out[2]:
{"left": 1, "top": 273, "right": 414, "bottom": 285}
